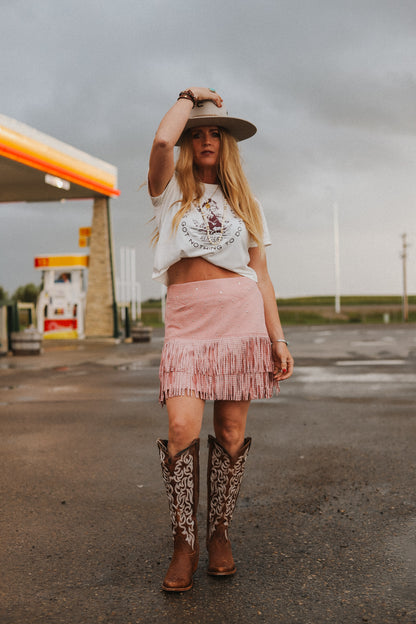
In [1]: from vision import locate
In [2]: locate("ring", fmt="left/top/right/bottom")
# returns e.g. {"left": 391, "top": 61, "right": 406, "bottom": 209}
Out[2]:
{"left": 209, "top": 88, "right": 216, "bottom": 93}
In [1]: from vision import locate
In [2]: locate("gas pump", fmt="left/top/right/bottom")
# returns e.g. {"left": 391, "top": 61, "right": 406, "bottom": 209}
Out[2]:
{"left": 34, "top": 254, "right": 89, "bottom": 339}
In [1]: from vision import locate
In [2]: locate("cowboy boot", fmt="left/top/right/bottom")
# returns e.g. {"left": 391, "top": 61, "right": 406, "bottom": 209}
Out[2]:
{"left": 206, "top": 434, "right": 251, "bottom": 576}
{"left": 157, "top": 438, "right": 199, "bottom": 591}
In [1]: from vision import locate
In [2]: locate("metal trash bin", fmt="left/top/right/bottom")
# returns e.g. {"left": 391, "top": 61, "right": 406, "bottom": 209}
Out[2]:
{"left": 131, "top": 323, "right": 153, "bottom": 343}
{"left": 11, "top": 328, "right": 42, "bottom": 355}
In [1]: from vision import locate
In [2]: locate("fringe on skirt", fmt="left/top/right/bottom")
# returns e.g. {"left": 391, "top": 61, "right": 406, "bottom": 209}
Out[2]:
{"left": 159, "top": 276, "right": 278, "bottom": 405}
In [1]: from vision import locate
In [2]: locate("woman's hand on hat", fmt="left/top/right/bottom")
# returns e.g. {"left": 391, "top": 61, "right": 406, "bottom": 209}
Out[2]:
{"left": 189, "top": 87, "right": 223, "bottom": 107}
{"left": 271, "top": 342, "right": 294, "bottom": 381}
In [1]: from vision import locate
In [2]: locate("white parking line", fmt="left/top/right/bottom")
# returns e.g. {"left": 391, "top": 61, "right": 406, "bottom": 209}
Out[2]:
{"left": 336, "top": 360, "right": 405, "bottom": 366}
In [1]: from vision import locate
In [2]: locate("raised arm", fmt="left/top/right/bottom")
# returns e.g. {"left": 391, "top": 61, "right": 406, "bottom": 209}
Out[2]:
{"left": 249, "top": 247, "right": 294, "bottom": 381}
{"left": 148, "top": 87, "right": 223, "bottom": 197}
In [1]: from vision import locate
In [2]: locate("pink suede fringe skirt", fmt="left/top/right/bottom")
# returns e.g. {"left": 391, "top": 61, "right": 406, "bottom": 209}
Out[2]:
{"left": 159, "top": 276, "right": 278, "bottom": 404}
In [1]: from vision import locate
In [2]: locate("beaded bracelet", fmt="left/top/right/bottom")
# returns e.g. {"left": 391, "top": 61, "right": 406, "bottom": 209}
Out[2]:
{"left": 271, "top": 339, "right": 289, "bottom": 346}
{"left": 177, "top": 89, "right": 196, "bottom": 107}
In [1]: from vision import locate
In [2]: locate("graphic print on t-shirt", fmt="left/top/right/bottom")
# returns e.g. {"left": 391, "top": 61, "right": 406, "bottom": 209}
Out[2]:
{"left": 181, "top": 198, "right": 243, "bottom": 251}
{"left": 201, "top": 199, "right": 222, "bottom": 235}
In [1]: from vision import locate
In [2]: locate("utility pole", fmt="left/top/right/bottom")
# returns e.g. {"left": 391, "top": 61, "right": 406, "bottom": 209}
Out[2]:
{"left": 401, "top": 233, "right": 408, "bottom": 322}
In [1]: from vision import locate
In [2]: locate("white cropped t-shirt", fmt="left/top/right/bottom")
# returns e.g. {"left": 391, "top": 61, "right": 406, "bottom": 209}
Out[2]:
{"left": 150, "top": 175, "right": 271, "bottom": 285}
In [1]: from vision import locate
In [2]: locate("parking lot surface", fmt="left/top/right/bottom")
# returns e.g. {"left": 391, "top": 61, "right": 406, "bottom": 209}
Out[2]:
{"left": 1, "top": 325, "right": 415, "bottom": 623}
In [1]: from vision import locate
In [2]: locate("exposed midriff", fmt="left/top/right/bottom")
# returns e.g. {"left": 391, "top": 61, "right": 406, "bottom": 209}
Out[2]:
{"left": 167, "top": 257, "right": 238, "bottom": 285}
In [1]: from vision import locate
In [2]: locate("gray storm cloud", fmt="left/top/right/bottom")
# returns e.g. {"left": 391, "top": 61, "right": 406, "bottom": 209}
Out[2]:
{"left": 1, "top": 0, "right": 415, "bottom": 298}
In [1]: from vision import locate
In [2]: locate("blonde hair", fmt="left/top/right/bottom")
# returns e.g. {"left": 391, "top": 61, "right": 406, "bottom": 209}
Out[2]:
{"left": 152, "top": 128, "right": 264, "bottom": 248}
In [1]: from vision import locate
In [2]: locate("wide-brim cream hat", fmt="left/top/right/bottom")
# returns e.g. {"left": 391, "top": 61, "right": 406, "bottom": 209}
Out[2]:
{"left": 176, "top": 100, "right": 257, "bottom": 146}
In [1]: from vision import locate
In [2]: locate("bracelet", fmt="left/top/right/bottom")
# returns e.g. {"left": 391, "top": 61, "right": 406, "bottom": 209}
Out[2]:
{"left": 271, "top": 339, "right": 289, "bottom": 346}
{"left": 177, "top": 89, "right": 196, "bottom": 107}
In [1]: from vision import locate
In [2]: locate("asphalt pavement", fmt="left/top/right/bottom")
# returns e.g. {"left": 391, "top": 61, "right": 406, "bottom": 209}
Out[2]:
{"left": 1, "top": 324, "right": 416, "bottom": 624}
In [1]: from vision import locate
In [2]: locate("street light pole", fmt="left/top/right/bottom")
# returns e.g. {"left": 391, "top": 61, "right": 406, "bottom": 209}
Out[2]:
{"left": 334, "top": 202, "right": 341, "bottom": 314}
{"left": 401, "top": 233, "right": 408, "bottom": 322}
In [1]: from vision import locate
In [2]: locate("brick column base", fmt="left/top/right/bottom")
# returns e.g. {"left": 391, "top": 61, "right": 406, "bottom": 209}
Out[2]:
{"left": 85, "top": 198, "right": 116, "bottom": 338}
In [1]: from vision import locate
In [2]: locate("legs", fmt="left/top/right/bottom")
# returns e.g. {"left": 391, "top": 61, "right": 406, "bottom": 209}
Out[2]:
{"left": 157, "top": 397, "right": 251, "bottom": 590}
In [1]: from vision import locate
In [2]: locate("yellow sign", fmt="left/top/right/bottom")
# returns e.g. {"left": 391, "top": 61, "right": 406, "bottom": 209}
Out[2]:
{"left": 79, "top": 226, "right": 91, "bottom": 248}
{"left": 34, "top": 255, "right": 89, "bottom": 269}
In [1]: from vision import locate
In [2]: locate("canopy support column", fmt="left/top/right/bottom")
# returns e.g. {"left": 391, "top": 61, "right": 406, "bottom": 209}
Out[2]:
{"left": 85, "top": 197, "right": 118, "bottom": 338}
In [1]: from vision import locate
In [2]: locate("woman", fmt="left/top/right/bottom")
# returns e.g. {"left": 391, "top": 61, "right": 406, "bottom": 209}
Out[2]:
{"left": 148, "top": 87, "right": 293, "bottom": 592}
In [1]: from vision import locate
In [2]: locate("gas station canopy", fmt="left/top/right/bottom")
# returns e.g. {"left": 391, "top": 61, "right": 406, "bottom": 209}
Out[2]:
{"left": 0, "top": 113, "right": 120, "bottom": 202}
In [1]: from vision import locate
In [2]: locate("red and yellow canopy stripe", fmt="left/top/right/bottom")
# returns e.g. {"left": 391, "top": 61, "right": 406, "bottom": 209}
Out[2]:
{"left": 0, "top": 123, "right": 120, "bottom": 197}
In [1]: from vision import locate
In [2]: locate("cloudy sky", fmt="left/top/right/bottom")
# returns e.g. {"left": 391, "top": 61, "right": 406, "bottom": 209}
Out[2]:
{"left": 1, "top": 0, "right": 415, "bottom": 300}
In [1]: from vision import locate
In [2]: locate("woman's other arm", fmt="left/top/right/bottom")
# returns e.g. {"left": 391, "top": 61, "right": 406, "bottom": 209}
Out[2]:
{"left": 248, "top": 247, "right": 294, "bottom": 381}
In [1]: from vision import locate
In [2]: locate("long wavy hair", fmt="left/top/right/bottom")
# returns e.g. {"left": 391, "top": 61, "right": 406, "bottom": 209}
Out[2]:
{"left": 173, "top": 127, "right": 264, "bottom": 248}
{"left": 152, "top": 127, "right": 264, "bottom": 248}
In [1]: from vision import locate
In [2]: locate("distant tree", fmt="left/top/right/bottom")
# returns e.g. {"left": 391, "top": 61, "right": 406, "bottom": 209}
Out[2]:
{"left": 12, "top": 283, "right": 41, "bottom": 303}
{"left": 0, "top": 286, "right": 9, "bottom": 302}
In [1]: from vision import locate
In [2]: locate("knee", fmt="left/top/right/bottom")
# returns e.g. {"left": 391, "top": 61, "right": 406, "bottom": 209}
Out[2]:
{"left": 166, "top": 396, "right": 204, "bottom": 456}
{"left": 215, "top": 425, "right": 244, "bottom": 456}
{"left": 169, "top": 416, "right": 190, "bottom": 443}
{"left": 168, "top": 415, "right": 200, "bottom": 457}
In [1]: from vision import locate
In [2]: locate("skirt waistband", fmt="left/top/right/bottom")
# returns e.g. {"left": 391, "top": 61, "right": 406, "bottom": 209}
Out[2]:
{"left": 166, "top": 275, "right": 254, "bottom": 296}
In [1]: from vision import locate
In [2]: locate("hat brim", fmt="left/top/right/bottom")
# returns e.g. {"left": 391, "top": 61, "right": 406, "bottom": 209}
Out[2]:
{"left": 176, "top": 116, "right": 257, "bottom": 146}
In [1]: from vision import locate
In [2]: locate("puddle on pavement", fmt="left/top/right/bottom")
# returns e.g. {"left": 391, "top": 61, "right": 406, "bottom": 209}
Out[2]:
{"left": 0, "top": 384, "right": 29, "bottom": 391}
{"left": 294, "top": 366, "right": 416, "bottom": 384}
{"left": 117, "top": 359, "right": 160, "bottom": 370}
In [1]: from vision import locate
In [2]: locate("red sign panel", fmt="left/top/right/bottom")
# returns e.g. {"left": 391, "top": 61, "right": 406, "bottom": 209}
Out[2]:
{"left": 44, "top": 319, "right": 78, "bottom": 331}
